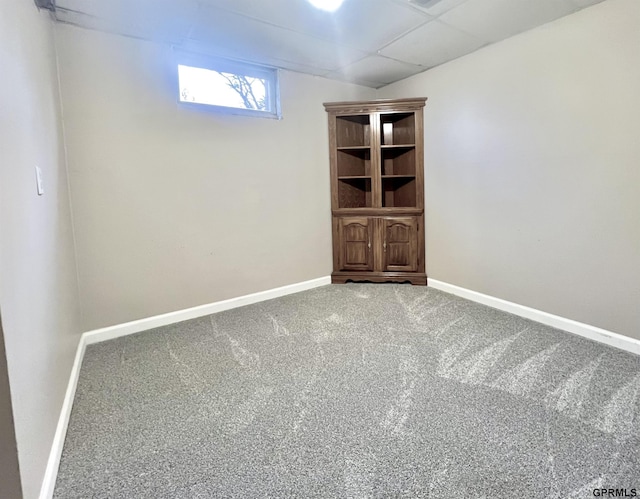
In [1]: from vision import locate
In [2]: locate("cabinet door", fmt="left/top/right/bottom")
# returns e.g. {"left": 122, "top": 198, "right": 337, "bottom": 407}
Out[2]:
{"left": 337, "top": 217, "right": 373, "bottom": 271}
{"left": 381, "top": 217, "right": 418, "bottom": 272}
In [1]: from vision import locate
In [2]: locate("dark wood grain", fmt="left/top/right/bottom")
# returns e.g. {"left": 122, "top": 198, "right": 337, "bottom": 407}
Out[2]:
{"left": 331, "top": 272, "right": 427, "bottom": 285}
{"left": 382, "top": 217, "right": 419, "bottom": 272}
{"left": 326, "top": 99, "right": 427, "bottom": 286}
{"left": 338, "top": 178, "right": 371, "bottom": 208}
{"left": 324, "top": 98, "right": 428, "bottom": 114}
{"left": 336, "top": 217, "right": 373, "bottom": 271}
{"left": 335, "top": 115, "right": 370, "bottom": 147}
{"left": 337, "top": 148, "right": 371, "bottom": 177}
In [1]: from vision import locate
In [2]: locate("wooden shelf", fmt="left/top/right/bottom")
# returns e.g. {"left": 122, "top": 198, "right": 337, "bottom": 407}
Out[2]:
{"left": 382, "top": 176, "right": 416, "bottom": 207}
{"left": 380, "top": 113, "right": 415, "bottom": 146}
{"left": 337, "top": 148, "right": 370, "bottom": 177}
{"left": 336, "top": 114, "right": 371, "bottom": 148}
{"left": 325, "top": 98, "right": 426, "bottom": 283}
{"left": 333, "top": 207, "right": 423, "bottom": 216}
{"left": 337, "top": 177, "right": 371, "bottom": 209}
{"left": 381, "top": 147, "right": 415, "bottom": 176}
{"left": 332, "top": 206, "right": 423, "bottom": 213}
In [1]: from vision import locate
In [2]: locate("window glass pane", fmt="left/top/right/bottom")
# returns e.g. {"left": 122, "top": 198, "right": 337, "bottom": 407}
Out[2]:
{"left": 178, "top": 65, "right": 268, "bottom": 111}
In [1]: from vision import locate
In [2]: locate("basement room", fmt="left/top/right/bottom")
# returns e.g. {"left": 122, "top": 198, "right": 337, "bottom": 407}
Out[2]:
{"left": 1, "top": 0, "right": 639, "bottom": 497}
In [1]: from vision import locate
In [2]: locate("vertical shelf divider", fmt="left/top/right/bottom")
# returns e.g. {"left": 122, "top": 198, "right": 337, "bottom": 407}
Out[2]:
{"left": 371, "top": 111, "right": 381, "bottom": 209}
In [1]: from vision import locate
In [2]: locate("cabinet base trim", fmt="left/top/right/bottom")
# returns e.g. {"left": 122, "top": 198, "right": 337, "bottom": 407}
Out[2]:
{"left": 332, "top": 272, "right": 427, "bottom": 285}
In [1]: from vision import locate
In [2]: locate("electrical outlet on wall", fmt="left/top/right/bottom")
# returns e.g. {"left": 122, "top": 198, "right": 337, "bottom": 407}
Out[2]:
{"left": 35, "top": 166, "right": 44, "bottom": 196}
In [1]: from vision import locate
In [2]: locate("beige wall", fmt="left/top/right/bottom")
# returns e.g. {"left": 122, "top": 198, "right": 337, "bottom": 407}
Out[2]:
{"left": 0, "top": 313, "right": 22, "bottom": 499}
{"left": 379, "top": 0, "right": 640, "bottom": 339}
{"left": 55, "top": 25, "right": 375, "bottom": 331}
{"left": 4, "top": 0, "right": 638, "bottom": 495}
{"left": 0, "top": 2, "right": 82, "bottom": 498}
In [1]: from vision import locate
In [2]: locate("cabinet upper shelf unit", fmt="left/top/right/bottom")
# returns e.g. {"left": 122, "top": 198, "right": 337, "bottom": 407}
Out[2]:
{"left": 324, "top": 98, "right": 426, "bottom": 211}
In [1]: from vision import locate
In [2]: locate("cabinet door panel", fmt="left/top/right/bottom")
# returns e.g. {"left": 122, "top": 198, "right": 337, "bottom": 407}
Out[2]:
{"left": 382, "top": 217, "right": 418, "bottom": 272}
{"left": 337, "top": 217, "right": 373, "bottom": 271}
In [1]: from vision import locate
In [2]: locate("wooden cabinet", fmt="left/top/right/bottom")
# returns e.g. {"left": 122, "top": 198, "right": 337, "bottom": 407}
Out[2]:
{"left": 335, "top": 216, "right": 422, "bottom": 275}
{"left": 324, "top": 98, "right": 427, "bottom": 285}
{"left": 336, "top": 217, "right": 373, "bottom": 271}
{"left": 381, "top": 217, "right": 419, "bottom": 273}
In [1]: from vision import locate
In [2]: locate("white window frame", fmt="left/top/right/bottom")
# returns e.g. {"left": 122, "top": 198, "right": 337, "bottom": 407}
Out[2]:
{"left": 176, "top": 54, "right": 282, "bottom": 119}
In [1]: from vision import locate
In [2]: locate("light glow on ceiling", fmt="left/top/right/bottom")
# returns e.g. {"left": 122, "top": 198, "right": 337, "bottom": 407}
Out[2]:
{"left": 307, "top": 0, "right": 345, "bottom": 12}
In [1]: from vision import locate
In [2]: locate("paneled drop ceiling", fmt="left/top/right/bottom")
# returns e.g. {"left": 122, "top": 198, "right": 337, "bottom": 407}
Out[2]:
{"left": 53, "top": 0, "right": 605, "bottom": 88}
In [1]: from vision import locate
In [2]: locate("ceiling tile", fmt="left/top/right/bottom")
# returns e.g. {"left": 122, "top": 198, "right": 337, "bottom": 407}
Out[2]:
{"left": 55, "top": 0, "right": 100, "bottom": 11}
{"left": 55, "top": 0, "right": 197, "bottom": 43}
{"left": 329, "top": 56, "right": 424, "bottom": 85}
{"left": 396, "top": 0, "right": 471, "bottom": 17}
{"left": 569, "top": 0, "right": 606, "bottom": 7}
{"left": 54, "top": 0, "right": 605, "bottom": 87}
{"left": 439, "top": 0, "right": 578, "bottom": 42}
{"left": 379, "top": 20, "right": 486, "bottom": 67}
{"left": 187, "top": 6, "right": 368, "bottom": 71}
{"left": 178, "top": 40, "right": 332, "bottom": 77}
{"left": 198, "top": 0, "right": 431, "bottom": 51}
{"left": 324, "top": 74, "right": 384, "bottom": 89}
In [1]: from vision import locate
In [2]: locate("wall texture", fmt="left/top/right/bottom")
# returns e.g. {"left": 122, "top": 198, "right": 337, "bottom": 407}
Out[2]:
{"left": 0, "top": 313, "right": 22, "bottom": 499}
{"left": 0, "top": 1, "right": 82, "bottom": 498}
{"left": 5, "top": 0, "right": 638, "bottom": 495}
{"left": 55, "top": 25, "right": 375, "bottom": 331}
{"left": 378, "top": 0, "right": 640, "bottom": 339}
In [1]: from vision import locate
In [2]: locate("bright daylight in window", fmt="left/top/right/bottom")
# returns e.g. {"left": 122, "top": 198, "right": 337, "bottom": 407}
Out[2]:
{"left": 178, "top": 61, "right": 280, "bottom": 118}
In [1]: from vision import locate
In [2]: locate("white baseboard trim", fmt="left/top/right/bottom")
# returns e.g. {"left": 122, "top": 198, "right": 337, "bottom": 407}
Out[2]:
{"left": 39, "top": 275, "right": 331, "bottom": 498}
{"left": 83, "top": 276, "right": 332, "bottom": 346}
{"left": 39, "top": 335, "right": 87, "bottom": 499}
{"left": 428, "top": 278, "right": 640, "bottom": 356}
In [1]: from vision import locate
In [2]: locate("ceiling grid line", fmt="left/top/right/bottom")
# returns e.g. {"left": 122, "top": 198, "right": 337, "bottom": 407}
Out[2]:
{"left": 53, "top": 0, "right": 607, "bottom": 88}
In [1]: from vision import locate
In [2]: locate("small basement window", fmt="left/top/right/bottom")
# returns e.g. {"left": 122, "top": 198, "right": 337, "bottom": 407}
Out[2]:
{"left": 178, "top": 58, "right": 281, "bottom": 119}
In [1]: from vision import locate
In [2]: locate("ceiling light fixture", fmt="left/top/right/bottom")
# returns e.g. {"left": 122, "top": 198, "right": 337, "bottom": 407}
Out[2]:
{"left": 308, "top": 0, "right": 345, "bottom": 12}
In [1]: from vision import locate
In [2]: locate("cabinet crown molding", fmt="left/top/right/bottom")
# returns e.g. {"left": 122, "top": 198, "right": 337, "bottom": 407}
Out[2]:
{"left": 324, "top": 97, "right": 427, "bottom": 114}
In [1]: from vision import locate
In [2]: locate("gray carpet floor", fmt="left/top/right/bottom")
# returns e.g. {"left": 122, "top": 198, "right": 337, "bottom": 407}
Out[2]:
{"left": 54, "top": 284, "right": 640, "bottom": 498}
